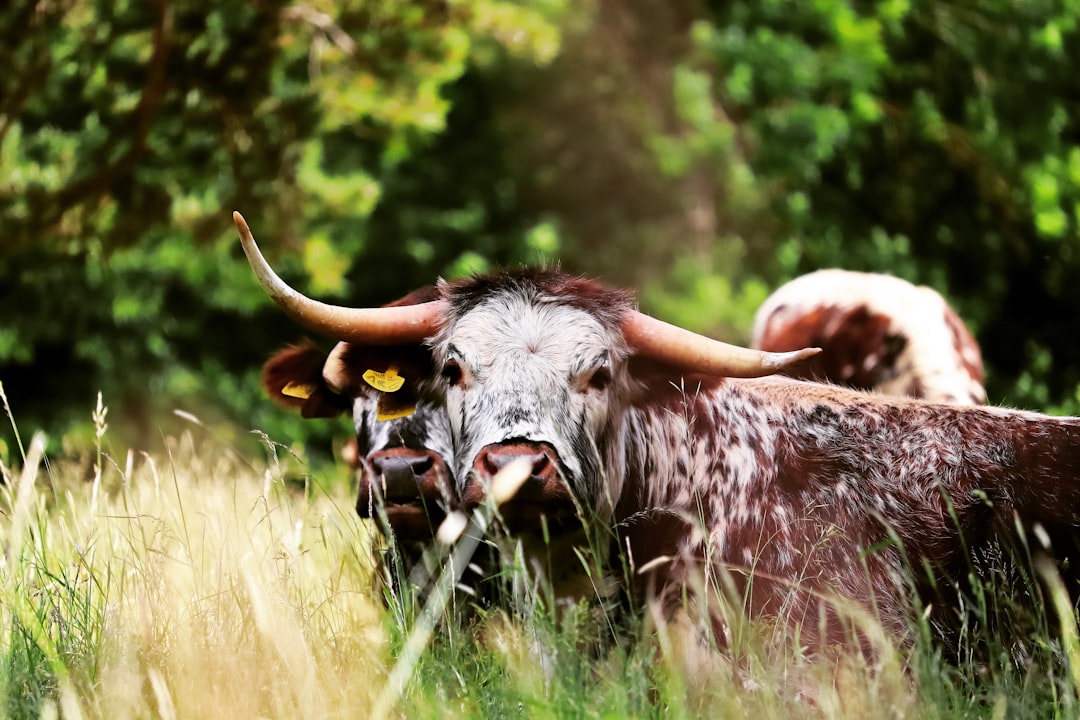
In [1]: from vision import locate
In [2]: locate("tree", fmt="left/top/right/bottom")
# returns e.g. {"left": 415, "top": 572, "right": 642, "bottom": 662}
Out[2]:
{"left": 664, "top": 0, "right": 1080, "bottom": 411}
{"left": 0, "top": 0, "right": 565, "bottom": 460}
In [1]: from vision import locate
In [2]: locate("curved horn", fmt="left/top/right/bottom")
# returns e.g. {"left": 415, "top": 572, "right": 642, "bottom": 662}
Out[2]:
{"left": 234, "top": 211, "right": 444, "bottom": 344}
{"left": 622, "top": 311, "right": 820, "bottom": 378}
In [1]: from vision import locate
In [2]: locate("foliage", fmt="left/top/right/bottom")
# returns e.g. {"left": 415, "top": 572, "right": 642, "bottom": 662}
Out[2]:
{"left": 673, "top": 0, "right": 1080, "bottom": 409}
{"left": 3, "top": 0, "right": 1080, "bottom": 453}
{"left": 0, "top": 0, "right": 565, "bottom": 455}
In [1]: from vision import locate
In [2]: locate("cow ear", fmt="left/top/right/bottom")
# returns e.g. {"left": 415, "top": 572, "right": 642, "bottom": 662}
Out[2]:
{"left": 263, "top": 342, "right": 325, "bottom": 408}
{"left": 262, "top": 341, "right": 349, "bottom": 417}
{"left": 325, "top": 341, "right": 434, "bottom": 400}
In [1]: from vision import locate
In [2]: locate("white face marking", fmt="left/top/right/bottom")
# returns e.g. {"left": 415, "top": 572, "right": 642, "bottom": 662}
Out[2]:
{"left": 433, "top": 291, "right": 628, "bottom": 503}
{"left": 352, "top": 390, "right": 453, "bottom": 468}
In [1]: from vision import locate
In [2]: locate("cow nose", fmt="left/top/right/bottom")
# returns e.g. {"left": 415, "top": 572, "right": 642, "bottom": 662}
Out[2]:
{"left": 464, "top": 442, "right": 566, "bottom": 508}
{"left": 357, "top": 448, "right": 453, "bottom": 540}
{"left": 463, "top": 442, "right": 576, "bottom": 533}
{"left": 480, "top": 447, "right": 550, "bottom": 480}
{"left": 369, "top": 451, "right": 435, "bottom": 501}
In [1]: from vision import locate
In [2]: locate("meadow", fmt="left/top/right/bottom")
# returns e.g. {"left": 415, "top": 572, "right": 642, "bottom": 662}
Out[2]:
{"left": 3, "top": 392, "right": 1080, "bottom": 719}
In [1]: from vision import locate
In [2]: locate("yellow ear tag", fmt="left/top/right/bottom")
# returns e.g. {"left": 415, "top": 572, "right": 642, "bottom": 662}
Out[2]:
{"left": 376, "top": 397, "right": 417, "bottom": 422}
{"left": 363, "top": 366, "right": 405, "bottom": 393}
{"left": 281, "top": 381, "right": 315, "bottom": 400}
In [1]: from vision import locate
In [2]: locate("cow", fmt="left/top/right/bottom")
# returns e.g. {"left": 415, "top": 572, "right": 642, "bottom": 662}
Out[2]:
{"left": 260, "top": 288, "right": 456, "bottom": 600}
{"left": 235, "top": 211, "right": 1080, "bottom": 659}
{"left": 261, "top": 292, "right": 587, "bottom": 618}
{"left": 752, "top": 269, "right": 986, "bottom": 404}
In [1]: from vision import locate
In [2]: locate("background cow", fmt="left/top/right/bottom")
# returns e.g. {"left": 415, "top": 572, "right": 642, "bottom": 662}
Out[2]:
{"left": 752, "top": 269, "right": 986, "bottom": 404}
{"left": 238, "top": 213, "right": 1080, "bottom": 659}
{"left": 260, "top": 286, "right": 456, "bottom": 601}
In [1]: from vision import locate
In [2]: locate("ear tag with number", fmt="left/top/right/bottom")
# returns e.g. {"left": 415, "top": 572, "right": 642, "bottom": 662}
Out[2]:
{"left": 281, "top": 381, "right": 315, "bottom": 400}
{"left": 377, "top": 394, "right": 417, "bottom": 421}
{"left": 364, "top": 365, "right": 414, "bottom": 421}
{"left": 363, "top": 366, "right": 405, "bottom": 393}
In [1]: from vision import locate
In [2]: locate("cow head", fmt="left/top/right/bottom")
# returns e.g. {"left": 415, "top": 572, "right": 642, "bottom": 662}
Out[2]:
{"left": 259, "top": 294, "right": 454, "bottom": 542}
{"left": 322, "top": 338, "right": 454, "bottom": 538}
{"left": 431, "top": 271, "right": 636, "bottom": 526}
{"left": 238, "top": 212, "right": 818, "bottom": 527}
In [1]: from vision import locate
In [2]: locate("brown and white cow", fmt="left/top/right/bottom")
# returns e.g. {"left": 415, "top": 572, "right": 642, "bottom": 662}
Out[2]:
{"left": 260, "top": 293, "right": 571, "bottom": 613}
{"left": 236, "top": 212, "right": 1080, "bottom": 655}
{"left": 260, "top": 287, "right": 456, "bottom": 599}
{"left": 752, "top": 269, "right": 986, "bottom": 404}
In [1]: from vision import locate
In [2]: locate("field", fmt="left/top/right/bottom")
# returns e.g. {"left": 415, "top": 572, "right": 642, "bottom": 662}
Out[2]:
{"left": 3, "top": 398, "right": 1080, "bottom": 719}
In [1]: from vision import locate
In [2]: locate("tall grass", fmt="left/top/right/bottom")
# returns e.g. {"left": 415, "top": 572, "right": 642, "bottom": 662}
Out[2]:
{"left": 1, "top": 405, "right": 385, "bottom": 718}
{"left": 2, "top": 394, "right": 1080, "bottom": 718}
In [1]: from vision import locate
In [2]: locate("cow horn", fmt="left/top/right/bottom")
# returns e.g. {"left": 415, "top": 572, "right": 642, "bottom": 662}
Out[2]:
{"left": 234, "top": 212, "right": 445, "bottom": 343}
{"left": 622, "top": 311, "right": 820, "bottom": 378}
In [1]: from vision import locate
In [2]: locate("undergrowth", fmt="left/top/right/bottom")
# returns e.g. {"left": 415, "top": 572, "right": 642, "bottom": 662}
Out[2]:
{"left": 1, "top": 389, "right": 1079, "bottom": 718}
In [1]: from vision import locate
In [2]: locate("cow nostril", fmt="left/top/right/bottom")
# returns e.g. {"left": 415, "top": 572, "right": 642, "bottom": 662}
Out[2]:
{"left": 373, "top": 453, "right": 435, "bottom": 480}
{"left": 373, "top": 453, "right": 439, "bottom": 490}
{"left": 480, "top": 452, "right": 495, "bottom": 476}
{"left": 480, "top": 448, "right": 551, "bottom": 479}
{"left": 410, "top": 455, "right": 434, "bottom": 476}
{"left": 370, "top": 456, "right": 387, "bottom": 476}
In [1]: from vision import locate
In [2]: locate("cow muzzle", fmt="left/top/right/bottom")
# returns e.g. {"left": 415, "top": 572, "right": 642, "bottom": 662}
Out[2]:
{"left": 462, "top": 441, "right": 578, "bottom": 534}
{"left": 357, "top": 448, "right": 452, "bottom": 540}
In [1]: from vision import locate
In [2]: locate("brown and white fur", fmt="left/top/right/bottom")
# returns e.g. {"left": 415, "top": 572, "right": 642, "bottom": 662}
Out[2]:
{"left": 428, "top": 269, "right": 1080, "bottom": 653}
{"left": 752, "top": 269, "right": 985, "bottom": 404}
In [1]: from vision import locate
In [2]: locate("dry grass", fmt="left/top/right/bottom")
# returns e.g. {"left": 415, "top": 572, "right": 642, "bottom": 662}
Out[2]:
{"left": 1, "top": 395, "right": 1079, "bottom": 718}
{"left": 1, "top": 422, "right": 387, "bottom": 719}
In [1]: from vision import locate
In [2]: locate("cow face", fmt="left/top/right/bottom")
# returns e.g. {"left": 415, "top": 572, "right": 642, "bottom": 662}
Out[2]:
{"left": 347, "top": 365, "right": 455, "bottom": 538}
{"left": 432, "top": 272, "right": 637, "bottom": 525}
{"left": 261, "top": 339, "right": 454, "bottom": 542}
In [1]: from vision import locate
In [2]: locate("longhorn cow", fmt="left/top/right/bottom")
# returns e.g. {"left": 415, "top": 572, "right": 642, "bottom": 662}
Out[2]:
{"left": 261, "top": 286, "right": 575, "bottom": 609}
{"left": 752, "top": 269, "right": 985, "bottom": 404}
{"left": 236, "top": 212, "right": 1080, "bottom": 653}
{"left": 261, "top": 288, "right": 455, "bottom": 600}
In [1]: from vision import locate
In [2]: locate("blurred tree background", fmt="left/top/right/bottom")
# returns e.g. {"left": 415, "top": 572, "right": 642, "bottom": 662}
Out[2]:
{"left": 1, "top": 0, "right": 1079, "bottom": 464}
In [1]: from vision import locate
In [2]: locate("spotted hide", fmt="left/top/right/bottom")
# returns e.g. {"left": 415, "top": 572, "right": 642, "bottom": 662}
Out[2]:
{"left": 238, "top": 215, "right": 1080, "bottom": 657}
{"left": 752, "top": 269, "right": 985, "bottom": 404}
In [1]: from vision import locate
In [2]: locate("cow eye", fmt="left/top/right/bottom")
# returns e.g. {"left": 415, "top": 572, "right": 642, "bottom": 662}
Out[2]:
{"left": 587, "top": 365, "right": 612, "bottom": 391}
{"left": 441, "top": 359, "right": 464, "bottom": 386}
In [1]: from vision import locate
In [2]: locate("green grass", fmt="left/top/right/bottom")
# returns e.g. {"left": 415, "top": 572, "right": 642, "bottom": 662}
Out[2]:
{"left": 2, "top": 396, "right": 1080, "bottom": 718}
